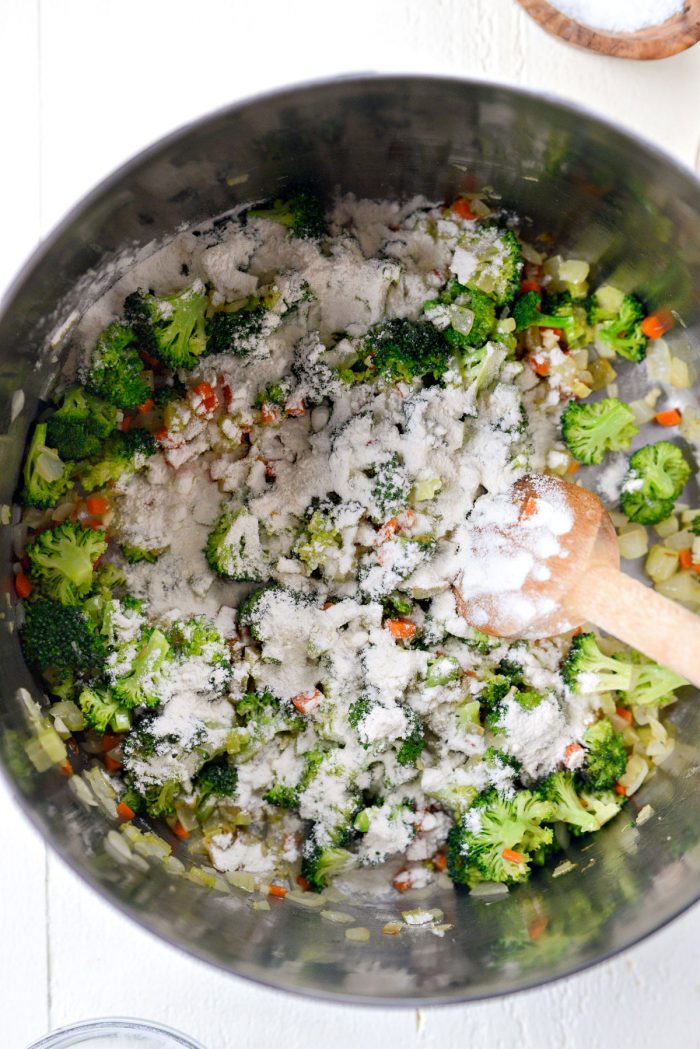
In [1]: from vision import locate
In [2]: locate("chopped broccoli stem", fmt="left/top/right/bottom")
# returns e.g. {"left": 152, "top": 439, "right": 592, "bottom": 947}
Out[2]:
{"left": 124, "top": 284, "right": 208, "bottom": 370}
{"left": 513, "top": 291, "right": 578, "bottom": 342}
{"left": 561, "top": 397, "right": 638, "bottom": 466}
{"left": 26, "top": 521, "right": 107, "bottom": 606}
{"left": 581, "top": 718, "right": 627, "bottom": 792}
{"left": 301, "top": 842, "right": 353, "bottom": 891}
{"left": 85, "top": 322, "right": 151, "bottom": 409}
{"left": 46, "top": 386, "right": 118, "bottom": 461}
{"left": 536, "top": 771, "right": 599, "bottom": 834}
{"left": 561, "top": 632, "right": 635, "bottom": 694}
{"left": 621, "top": 441, "right": 691, "bottom": 525}
{"left": 614, "top": 649, "right": 688, "bottom": 707}
{"left": 120, "top": 543, "right": 163, "bottom": 565}
{"left": 79, "top": 687, "right": 129, "bottom": 734}
{"left": 247, "top": 190, "right": 326, "bottom": 239}
{"left": 21, "top": 423, "right": 74, "bottom": 509}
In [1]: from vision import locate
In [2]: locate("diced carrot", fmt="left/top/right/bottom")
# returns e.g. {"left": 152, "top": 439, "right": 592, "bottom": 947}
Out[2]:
{"left": 60, "top": 760, "right": 73, "bottom": 777}
{"left": 520, "top": 279, "right": 542, "bottom": 295}
{"left": 386, "top": 618, "right": 417, "bottom": 640}
{"left": 119, "top": 413, "right": 136, "bottom": 432}
{"left": 136, "top": 397, "right": 154, "bottom": 414}
{"left": 84, "top": 517, "right": 105, "bottom": 531}
{"left": 292, "top": 689, "right": 322, "bottom": 714}
{"left": 641, "top": 310, "right": 674, "bottom": 340}
{"left": 218, "top": 376, "right": 233, "bottom": 406}
{"left": 154, "top": 427, "right": 169, "bottom": 442}
{"left": 260, "top": 402, "right": 281, "bottom": 425}
{"left": 139, "top": 349, "right": 162, "bottom": 370}
{"left": 377, "top": 517, "right": 399, "bottom": 543}
{"left": 654, "top": 408, "right": 682, "bottom": 427}
{"left": 679, "top": 548, "right": 693, "bottom": 570}
{"left": 614, "top": 783, "right": 627, "bottom": 797}
{"left": 528, "top": 915, "right": 549, "bottom": 942}
{"left": 392, "top": 870, "right": 413, "bottom": 892}
{"left": 268, "top": 884, "right": 288, "bottom": 899}
{"left": 615, "top": 705, "right": 633, "bottom": 725}
{"left": 432, "top": 852, "right": 448, "bottom": 872}
{"left": 398, "top": 507, "right": 415, "bottom": 529}
{"left": 543, "top": 327, "right": 564, "bottom": 340}
{"left": 173, "top": 821, "right": 189, "bottom": 840}
{"left": 100, "top": 732, "right": 122, "bottom": 752}
{"left": 117, "top": 801, "right": 135, "bottom": 821}
{"left": 520, "top": 496, "right": 538, "bottom": 521}
{"left": 564, "top": 742, "right": 583, "bottom": 760}
{"left": 104, "top": 753, "right": 122, "bottom": 773}
{"left": 502, "top": 848, "right": 524, "bottom": 864}
{"left": 14, "top": 572, "right": 32, "bottom": 599}
{"left": 191, "top": 381, "right": 218, "bottom": 416}
{"left": 85, "top": 495, "right": 110, "bottom": 516}
{"left": 452, "top": 198, "right": 477, "bottom": 220}
{"left": 285, "top": 400, "right": 305, "bottom": 417}
{"left": 567, "top": 462, "right": 580, "bottom": 474}
{"left": 322, "top": 602, "right": 334, "bottom": 611}
{"left": 529, "top": 356, "right": 550, "bottom": 377}
{"left": 296, "top": 876, "right": 310, "bottom": 892}
{"left": 571, "top": 626, "right": 585, "bottom": 637}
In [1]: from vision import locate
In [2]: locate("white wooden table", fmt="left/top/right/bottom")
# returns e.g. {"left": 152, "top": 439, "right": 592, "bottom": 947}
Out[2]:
{"left": 2, "top": 2, "right": 700, "bottom": 1046}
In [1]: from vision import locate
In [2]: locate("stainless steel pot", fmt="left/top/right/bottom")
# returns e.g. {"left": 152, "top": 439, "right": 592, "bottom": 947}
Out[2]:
{"left": 1, "top": 76, "right": 699, "bottom": 1006}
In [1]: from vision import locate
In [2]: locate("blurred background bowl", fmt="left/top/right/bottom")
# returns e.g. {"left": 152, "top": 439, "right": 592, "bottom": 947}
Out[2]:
{"left": 1, "top": 75, "right": 699, "bottom": 1005}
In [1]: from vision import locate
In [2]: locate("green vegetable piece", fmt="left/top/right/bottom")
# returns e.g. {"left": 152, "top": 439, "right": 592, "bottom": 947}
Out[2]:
{"left": 561, "top": 632, "right": 635, "bottom": 694}
{"left": 561, "top": 397, "right": 638, "bottom": 466}
{"left": 21, "top": 423, "right": 74, "bottom": 509}
{"left": 581, "top": 718, "right": 627, "bottom": 792}
{"left": 536, "top": 771, "right": 599, "bottom": 834}
{"left": 46, "top": 386, "right": 118, "bottom": 461}
{"left": 85, "top": 322, "right": 151, "bottom": 409}
{"left": 456, "top": 226, "right": 522, "bottom": 306}
{"left": 112, "top": 629, "right": 170, "bottom": 709}
{"left": 77, "top": 428, "right": 157, "bottom": 492}
{"left": 362, "top": 319, "right": 451, "bottom": 384}
{"left": 20, "top": 599, "right": 107, "bottom": 679}
{"left": 621, "top": 441, "right": 691, "bottom": 525}
{"left": 79, "top": 687, "right": 129, "bottom": 734}
{"left": 301, "top": 843, "right": 353, "bottom": 891}
{"left": 206, "top": 506, "right": 268, "bottom": 582}
{"left": 26, "top": 521, "right": 107, "bottom": 606}
{"left": 124, "top": 284, "right": 208, "bottom": 370}
{"left": 594, "top": 293, "right": 647, "bottom": 363}
{"left": 425, "top": 655, "right": 462, "bottom": 687}
{"left": 247, "top": 190, "right": 326, "bottom": 239}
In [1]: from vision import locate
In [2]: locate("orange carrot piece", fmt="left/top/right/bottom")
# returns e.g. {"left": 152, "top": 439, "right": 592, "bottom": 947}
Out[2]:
{"left": 520, "top": 496, "right": 539, "bottom": 520}
{"left": 502, "top": 848, "right": 524, "bottom": 864}
{"left": 528, "top": 915, "right": 549, "bottom": 941}
{"left": 100, "top": 732, "right": 122, "bottom": 752}
{"left": 85, "top": 495, "right": 110, "bottom": 516}
{"left": 432, "top": 852, "right": 448, "bottom": 872}
{"left": 173, "top": 821, "right": 189, "bottom": 840}
{"left": 386, "top": 618, "right": 417, "bottom": 640}
{"left": 679, "top": 549, "right": 693, "bottom": 570}
{"left": 296, "top": 876, "right": 310, "bottom": 892}
{"left": 268, "top": 884, "right": 288, "bottom": 898}
{"left": 119, "top": 414, "right": 136, "bottom": 432}
{"left": 392, "top": 871, "right": 413, "bottom": 892}
{"left": 260, "top": 402, "right": 281, "bottom": 425}
{"left": 14, "top": 572, "right": 32, "bottom": 599}
{"left": 291, "top": 689, "right": 322, "bottom": 714}
{"left": 641, "top": 310, "right": 674, "bottom": 340}
{"left": 117, "top": 801, "right": 135, "bottom": 821}
{"left": 564, "top": 742, "right": 583, "bottom": 760}
{"left": 567, "top": 462, "right": 580, "bottom": 474}
{"left": 654, "top": 408, "right": 681, "bottom": 427}
{"left": 615, "top": 705, "right": 633, "bottom": 725}
{"left": 136, "top": 397, "right": 154, "bottom": 414}
{"left": 60, "top": 760, "right": 73, "bottom": 777}
{"left": 452, "top": 198, "right": 477, "bottom": 220}
{"left": 104, "top": 753, "right": 122, "bottom": 773}
{"left": 154, "top": 427, "right": 169, "bottom": 442}
{"left": 614, "top": 783, "right": 627, "bottom": 797}
{"left": 520, "top": 279, "right": 542, "bottom": 295}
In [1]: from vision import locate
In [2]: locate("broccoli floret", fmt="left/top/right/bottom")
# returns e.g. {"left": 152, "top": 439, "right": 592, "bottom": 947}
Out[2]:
{"left": 581, "top": 718, "right": 627, "bottom": 792}
{"left": 561, "top": 632, "right": 635, "bottom": 694}
{"left": 205, "top": 303, "right": 268, "bottom": 357}
{"left": 479, "top": 675, "right": 512, "bottom": 708}
{"left": 79, "top": 687, "right": 129, "bottom": 734}
{"left": 194, "top": 757, "right": 237, "bottom": 802}
{"left": 496, "top": 658, "right": 525, "bottom": 688}
{"left": 45, "top": 386, "right": 118, "bottom": 461}
{"left": 425, "top": 655, "right": 462, "bottom": 687}
{"left": 167, "top": 615, "right": 230, "bottom": 665}
{"left": 85, "top": 322, "right": 151, "bottom": 409}
{"left": 382, "top": 591, "right": 414, "bottom": 619}
{"left": 621, "top": 441, "right": 691, "bottom": 525}
{"left": 369, "top": 454, "right": 411, "bottom": 523}
{"left": 120, "top": 544, "right": 163, "bottom": 564}
{"left": 21, "top": 599, "right": 107, "bottom": 680}
{"left": 456, "top": 225, "right": 522, "bottom": 306}
{"left": 541, "top": 291, "right": 591, "bottom": 348}
{"left": 348, "top": 696, "right": 372, "bottom": 731}
{"left": 77, "top": 428, "right": 157, "bottom": 492}
{"left": 594, "top": 294, "right": 647, "bottom": 363}
{"left": 141, "top": 779, "right": 181, "bottom": 819}
{"left": 262, "top": 784, "right": 299, "bottom": 809}
{"left": 396, "top": 711, "right": 425, "bottom": 767}
{"left": 423, "top": 281, "right": 496, "bottom": 349}
{"left": 124, "top": 284, "right": 208, "bottom": 370}
{"left": 26, "top": 521, "right": 107, "bottom": 606}
{"left": 536, "top": 771, "right": 600, "bottom": 834}
{"left": 293, "top": 505, "right": 343, "bottom": 572}
{"left": 247, "top": 190, "right": 326, "bottom": 239}
{"left": 513, "top": 291, "right": 580, "bottom": 343}
{"left": 236, "top": 584, "right": 279, "bottom": 638}
{"left": 447, "top": 789, "right": 553, "bottom": 887}
{"left": 514, "top": 690, "right": 544, "bottom": 711}
{"left": 614, "top": 649, "right": 688, "bottom": 707}
{"left": 561, "top": 397, "right": 638, "bottom": 466}
{"left": 112, "top": 629, "right": 170, "bottom": 708}
{"left": 205, "top": 506, "right": 268, "bottom": 582}
{"left": 21, "top": 423, "right": 74, "bottom": 508}
{"left": 361, "top": 319, "right": 451, "bottom": 384}
{"left": 301, "top": 842, "right": 353, "bottom": 891}
{"left": 577, "top": 789, "right": 624, "bottom": 827}
{"left": 254, "top": 383, "right": 286, "bottom": 408}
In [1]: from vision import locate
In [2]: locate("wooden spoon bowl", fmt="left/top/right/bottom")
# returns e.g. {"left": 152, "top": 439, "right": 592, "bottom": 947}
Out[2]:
{"left": 517, "top": 0, "right": 700, "bottom": 59}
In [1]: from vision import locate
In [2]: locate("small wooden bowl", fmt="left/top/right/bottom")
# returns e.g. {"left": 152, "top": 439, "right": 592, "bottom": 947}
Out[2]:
{"left": 517, "top": 0, "right": 700, "bottom": 59}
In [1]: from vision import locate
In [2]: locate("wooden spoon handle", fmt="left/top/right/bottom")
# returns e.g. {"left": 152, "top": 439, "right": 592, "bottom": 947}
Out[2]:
{"left": 573, "top": 564, "right": 700, "bottom": 687}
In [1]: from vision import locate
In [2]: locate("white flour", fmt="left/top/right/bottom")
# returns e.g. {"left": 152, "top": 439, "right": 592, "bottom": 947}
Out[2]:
{"left": 548, "top": 0, "right": 684, "bottom": 32}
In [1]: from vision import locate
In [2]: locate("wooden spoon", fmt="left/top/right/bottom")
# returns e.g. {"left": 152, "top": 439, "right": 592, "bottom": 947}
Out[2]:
{"left": 517, "top": 0, "right": 700, "bottom": 60}
{"left": 454, "top": 474, "right": 700, "bottom": 686}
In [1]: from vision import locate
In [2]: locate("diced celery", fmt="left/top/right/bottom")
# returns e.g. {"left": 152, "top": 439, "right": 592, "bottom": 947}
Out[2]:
{"left": 413, "top": 478, "right": 442, "bottom": 502}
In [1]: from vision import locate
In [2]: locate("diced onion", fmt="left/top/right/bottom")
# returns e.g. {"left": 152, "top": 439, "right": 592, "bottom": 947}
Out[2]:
{"left": 645, "top": 545, "right": 679, "bottom": 583}
{"left": 617, "top": 525, "right": 648, "bottom": 560}
{"left": 469, "top": 882, "right": 509, "bottom": 897}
